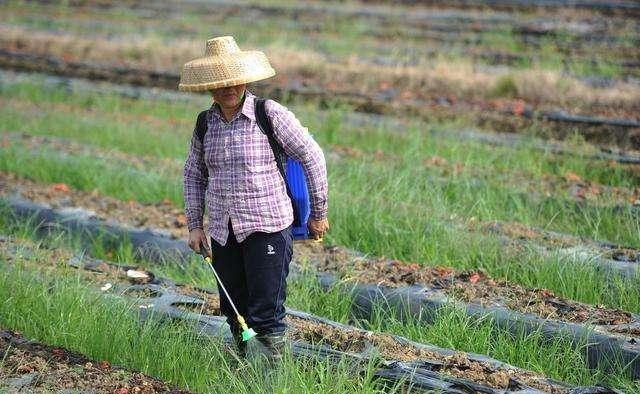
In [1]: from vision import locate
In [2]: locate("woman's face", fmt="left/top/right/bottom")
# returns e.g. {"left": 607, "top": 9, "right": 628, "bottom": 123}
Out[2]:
{"left": 211, "top": 84, "right": 246, "bottom": 109}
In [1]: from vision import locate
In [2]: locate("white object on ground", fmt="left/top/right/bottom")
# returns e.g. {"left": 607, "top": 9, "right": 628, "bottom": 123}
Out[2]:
{"left": 126, "top": 269, "right": 149, "bottom": 279}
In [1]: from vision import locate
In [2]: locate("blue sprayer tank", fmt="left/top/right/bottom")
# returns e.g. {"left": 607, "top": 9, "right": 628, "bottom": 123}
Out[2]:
{"left": 285, "top": 157, "right": 311, "bottom": 240}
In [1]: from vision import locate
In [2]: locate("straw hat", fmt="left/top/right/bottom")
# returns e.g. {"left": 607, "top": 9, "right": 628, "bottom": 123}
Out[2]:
{"left": 178, "top": 36, "right": 276, "bottom": 92}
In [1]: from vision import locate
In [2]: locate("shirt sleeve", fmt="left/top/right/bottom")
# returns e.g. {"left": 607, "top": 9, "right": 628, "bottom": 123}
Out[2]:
{"left": 267, "top": 101, "right": 328, "bottom": 220}
{"left": 183, "top": 130, "right": 208, "bottom": 231}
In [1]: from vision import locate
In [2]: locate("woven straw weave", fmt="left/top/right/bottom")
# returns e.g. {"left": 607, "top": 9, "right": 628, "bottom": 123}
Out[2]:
{"left": 179, "top": 36, "right": 275, "bottom": 91}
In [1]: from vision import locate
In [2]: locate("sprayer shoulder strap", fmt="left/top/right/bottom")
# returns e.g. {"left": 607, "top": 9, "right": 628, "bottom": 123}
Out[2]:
{"left": 255, "top": 98, "right": 301, "bottom": 226}
{"left": 254, "top": 97, "right": 285, "bottom": 170}
{"left": 254, "top": 97, "right": 297, "bottom": 208}
{"left": 192, "top": 110, "right": 209, "bottom": 179}
{"left": 194, "top": 109, "right": 208, "bottom": 143}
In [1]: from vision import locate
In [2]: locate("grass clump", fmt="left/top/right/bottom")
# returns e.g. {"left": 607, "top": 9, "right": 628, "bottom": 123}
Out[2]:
{"left": 490, "top": 75, "right": 519, "bottom": 98}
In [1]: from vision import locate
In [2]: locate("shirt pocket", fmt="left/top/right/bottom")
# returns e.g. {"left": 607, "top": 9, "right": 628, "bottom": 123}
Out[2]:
{"left": 237, "top": 122, "right": 274, "bottom": 169}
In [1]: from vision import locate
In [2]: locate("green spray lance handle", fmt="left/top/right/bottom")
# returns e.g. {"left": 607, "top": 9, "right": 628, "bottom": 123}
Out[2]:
{"left": 198, "top": 242, "right": 257, "bottom": 342}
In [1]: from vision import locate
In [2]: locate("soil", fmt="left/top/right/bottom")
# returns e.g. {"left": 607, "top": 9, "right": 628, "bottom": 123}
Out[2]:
{"left": 608, "top": 247, "right": 640, "bottom": 263}
{"left": 0, "top": 328, "right": 190, "bottom": 393}
{"left": 171, "top": 301, "right": 220, "bottom": 316}
{"left": 481, "top": 221, "right": 578, "bottom": 248}
{"left": 122, "top": 287, "right": 162, "bottom": 299}
{"left": 170, "top": 286, "right": 221, "bottom": 316}
{"left": 285, "top": 316, "right": 566, "bottom": 393}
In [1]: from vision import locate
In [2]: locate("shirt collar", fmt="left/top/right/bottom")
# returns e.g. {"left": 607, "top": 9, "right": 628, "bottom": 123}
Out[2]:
{"left": 210, "top": 90, "right": 256, "bottom": 122}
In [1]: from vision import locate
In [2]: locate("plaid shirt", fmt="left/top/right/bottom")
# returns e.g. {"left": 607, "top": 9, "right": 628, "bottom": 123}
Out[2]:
{"left": 183, "top": 90, "right": 328, "bottom": 245}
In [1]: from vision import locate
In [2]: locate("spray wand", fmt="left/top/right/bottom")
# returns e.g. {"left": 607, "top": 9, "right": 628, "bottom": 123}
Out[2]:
{"left": 199, "top": 243, "right": 257, "bottom": 342}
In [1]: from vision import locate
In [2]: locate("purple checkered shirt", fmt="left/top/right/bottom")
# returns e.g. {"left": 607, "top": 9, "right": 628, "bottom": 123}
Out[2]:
{"left": 183, "top": 90, "right": 328, "bottom": 245}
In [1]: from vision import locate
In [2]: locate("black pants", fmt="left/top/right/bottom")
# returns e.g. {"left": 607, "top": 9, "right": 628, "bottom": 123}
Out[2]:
{"left": 210, "top": 221, "right": 293, "bottom": 336}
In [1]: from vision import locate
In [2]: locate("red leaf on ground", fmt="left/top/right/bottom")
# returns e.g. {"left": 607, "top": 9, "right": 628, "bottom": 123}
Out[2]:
{"left": 115, "top": 388, "right": 129, "bottom": 394}
{"left": 16, "top": 364, "right": 35, "bottom": 373}
{"left": 435, "top": 266, "right": 454, "bottom": 276}
{"left": 400, "top": 90, "right": 414, "bottom": 101}
{"left": 174, "top": 214, "right": 187, "bottom": 227}
{"left": 61, "top": 52, "right": 76, "bottom": 62}
{"left": 468, "top": 273, "right": 481, "bottom": 284}
{"left": 51, "top": 183, "right": 70, "bottom": 193}
{"left": 512, "top": 99, "right": 526, "bottom": 116}
{"left": 539, "top": 289, "right": 554, "bottom": 298}
{"left": 51, "top": 348, "right": 65, "bottom": 358}
{"left": 564, "top": 171, "right": 582, "bottom": 182}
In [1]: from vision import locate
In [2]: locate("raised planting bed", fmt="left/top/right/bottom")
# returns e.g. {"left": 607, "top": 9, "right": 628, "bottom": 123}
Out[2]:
{"left": 356, "top": 0, "right": 640, "bottom": 15}
{"left": 1, "top": 171, "right": 631, "bottom": 281}
{"left": 22, "top": 0, "right": 640, "bottom": 32}
{"left": 2, "top": 196, "right": 639, "bottom": 380}
{"left": 4, "top": 129, "right": 637, "bottom": 211}
{"left": 479, "top": 221, "right": 640, "bottom": 272}
{"left": 3, "top": 68, "right": 640, "bottom": 167}
{"left": 4, "top": 12, "right": 636, "bottom": 75}
{"left": 0, "top": 328, "right": 190, "bottom": 393}
{"left": 56, "top": 251, "right": 620, "bottom": 394}
{"left": 3, "top": 195, "right": 637, "bottom": 281}
{"left": 2, "top": 196, "right": 193, "bottom": 266}
{"left": 294, "top": 241, "right": 640, "bottom": 380}
{"left": 2, "top": 51, "right": 639, "bottom": 149}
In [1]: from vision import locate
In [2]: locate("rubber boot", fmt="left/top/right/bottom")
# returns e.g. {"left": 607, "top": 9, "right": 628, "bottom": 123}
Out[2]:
{"left": 256, "top": 331, "right": 287, "bottom": 362}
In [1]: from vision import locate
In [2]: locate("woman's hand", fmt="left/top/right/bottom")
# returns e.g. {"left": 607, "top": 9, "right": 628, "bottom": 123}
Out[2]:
{"left": 188, "top": 228, "right": 211, "bottom": 258}
{"left": 308, "top": 218, "right": 330, "bottom": 240}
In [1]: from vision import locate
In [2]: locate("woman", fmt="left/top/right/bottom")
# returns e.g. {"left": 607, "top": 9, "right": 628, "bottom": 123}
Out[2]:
{"left": 179, "top": 36, "right": 329, "bottom": 358}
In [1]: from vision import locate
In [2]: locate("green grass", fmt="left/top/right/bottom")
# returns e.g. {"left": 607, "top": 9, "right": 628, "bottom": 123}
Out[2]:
{"left": 0, "top": 231, "right": 637, "bottom": 392}
{"left": 2, "top": 3, "right": 639, "bottom": 391}
{"left": 1, "top": 79, "right": 639, "bottom": 314}
{"left": 3, "top": 78, "right": 637, "bottom": 189}
{"left": 0, "top": 143, "right": 182, "bottom": 205}
{"left": 364, "top": 305, "right": 639, "bottom": 393}
{"left": 0, "top": 257, "right": 393, "bottom": 393}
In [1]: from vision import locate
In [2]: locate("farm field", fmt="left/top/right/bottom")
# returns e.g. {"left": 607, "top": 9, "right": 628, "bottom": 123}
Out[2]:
{"left": 1, "top": 0, "right": 639, "bottom": 393}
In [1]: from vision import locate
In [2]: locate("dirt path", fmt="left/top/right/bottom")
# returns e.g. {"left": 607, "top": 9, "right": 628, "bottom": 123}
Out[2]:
{"left": 0, "top": 328, "right": 190, "bottom": 393}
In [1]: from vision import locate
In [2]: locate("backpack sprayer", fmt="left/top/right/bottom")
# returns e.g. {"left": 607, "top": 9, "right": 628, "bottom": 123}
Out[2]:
{"left": 198, "top": 243, "right": 257, "bottom": 342}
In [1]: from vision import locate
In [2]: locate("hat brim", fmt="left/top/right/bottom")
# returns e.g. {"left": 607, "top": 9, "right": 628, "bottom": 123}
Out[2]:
{"left": 178, "top": 50, "right": 276, "bottom": 92}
